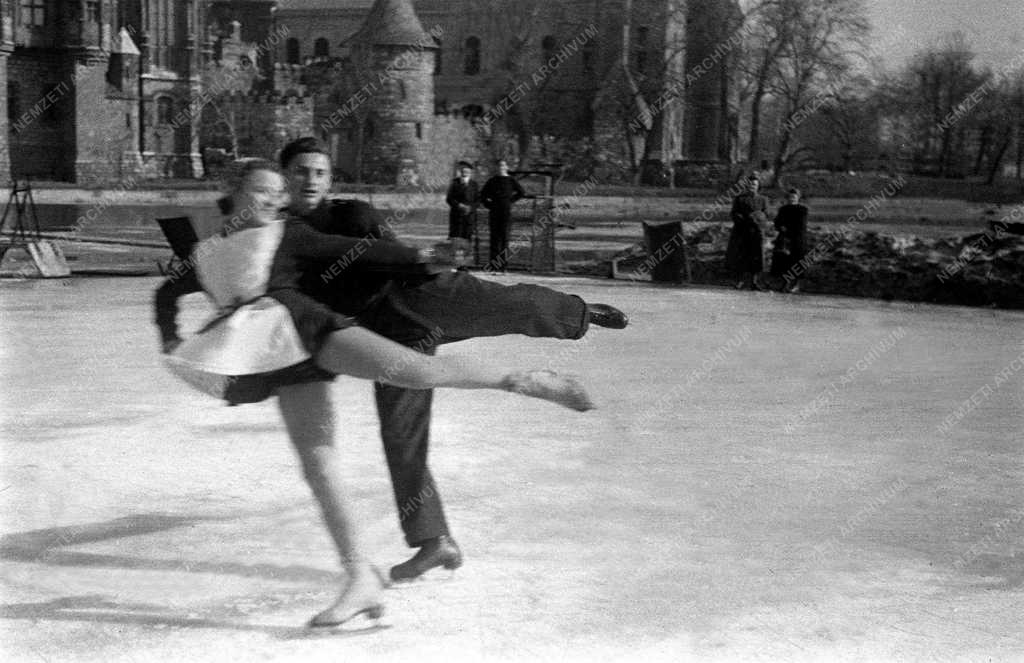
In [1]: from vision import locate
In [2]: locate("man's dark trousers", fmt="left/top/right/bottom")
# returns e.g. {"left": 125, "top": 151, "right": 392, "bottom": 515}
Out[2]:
{"left": 375, "top": 350, "right": 449, "bottom": 546}
{"left": 361, "top": 270, "right": 589, "bottom": 546}
{"left": 488, "top": 208, "right": 512, "bottom": 270}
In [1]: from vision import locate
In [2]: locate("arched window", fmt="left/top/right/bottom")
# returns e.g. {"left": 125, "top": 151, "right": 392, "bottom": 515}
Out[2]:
{"left": 541, "top": 35, "right": 557, "bottom": 61}
{"left": 464, "top": 36, "right": 480, "bottom": 75}
{"left": 415, "top": 122, "right": 422, "bottom": 139}
{"left": 433, "top": 37, "right": 442, "bottom": 75}
{"left": 314, "top": 38, "right": 329, "bottom": 58}
{"left": 85, "top": 0, "right": 101, "bottom": 22}
{"left": 285, "top": 38, "right": 300, "bottom": 64}
{"left": 397, "top": 79, "right": 406, "bottom": 101}
{"left": 156, "top": 96, "right": 173, "bottom": 125}
{"left": 364, "top": 118, "right": 375, "bottom": 139}
{"left": 19, "top": 0, "right": 46, "bottom": 26}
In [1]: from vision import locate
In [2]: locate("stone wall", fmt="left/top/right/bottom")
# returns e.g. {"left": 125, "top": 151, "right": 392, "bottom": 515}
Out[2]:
{"left": 199, "top": 92, "right": 313, "bottom": 164}
{"left": 73, "top": 54, "right": 141, "bottom": 184}
{"left": 423, "top": 114, "right": 487, "bottom": 182}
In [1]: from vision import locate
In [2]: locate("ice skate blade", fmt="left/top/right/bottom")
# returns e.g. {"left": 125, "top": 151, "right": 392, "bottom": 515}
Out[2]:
{"left": 387, "top": 568, "right": 458, "bottom": 589}
{"left": 303, "top": 610, "right": 392, "bottom": 634}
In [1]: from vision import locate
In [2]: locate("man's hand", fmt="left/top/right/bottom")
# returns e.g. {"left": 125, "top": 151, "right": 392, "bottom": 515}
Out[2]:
{"left": 458, "top": 203, "right": 471, "bottom": 214}
{"left": 417, "top": 246, "right": 454, "bottom": 264}
{"left": 162, "top": 338, "right": 183, "bottom": 354}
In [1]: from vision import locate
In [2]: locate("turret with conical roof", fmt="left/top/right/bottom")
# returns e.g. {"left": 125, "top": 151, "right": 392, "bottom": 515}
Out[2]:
{"left": 348, "top": 0, "right": 438, "bottom": 184}
{"left": 347, "top": 0, "right": 437, "bottom": 48}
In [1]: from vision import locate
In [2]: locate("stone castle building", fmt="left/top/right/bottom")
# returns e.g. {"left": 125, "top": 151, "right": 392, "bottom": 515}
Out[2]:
{"left": 1, "top": 0, "right": 738, "bottom": 184}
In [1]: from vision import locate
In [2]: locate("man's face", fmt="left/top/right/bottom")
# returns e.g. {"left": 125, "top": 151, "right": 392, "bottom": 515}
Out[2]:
{"left": 497, "top": 161, "right": 509, "bottom": 176}
{"left": 749, "top": 178, "right": 760, "bottom": 194}
{"left": 459, "top": 167, "right": 473, "bottom": 180}
{"left": 284, "top": 152, "right": 332, "bottom": 214}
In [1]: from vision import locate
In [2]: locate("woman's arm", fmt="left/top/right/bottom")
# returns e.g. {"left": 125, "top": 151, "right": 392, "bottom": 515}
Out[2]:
{"left": 730, "top": 197, "right": 745, "bottom": 224}
{"left": 445, "top": 180, "right": 459, "bottom": 208}
{"left": 154, "top": 266, "right": 203, "bottom": 350}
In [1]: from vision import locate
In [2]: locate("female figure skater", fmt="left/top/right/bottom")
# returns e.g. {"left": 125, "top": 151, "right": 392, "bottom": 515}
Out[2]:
{"left": 155, "top": 161, "right": 592, "bottom": 628}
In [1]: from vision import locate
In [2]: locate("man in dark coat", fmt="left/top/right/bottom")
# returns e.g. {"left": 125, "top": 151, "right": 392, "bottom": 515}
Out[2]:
{"left": 480, "top": 159, "right": 525, "bottom": 272}
{"left": 445, "top": 161, "right": 479, "bottom": 242}
{"left": 770, "top": 187, "right": 808, "bottom": 292}
{"left": 276, "top": 138, "right": 628, "bottom": 582}
{"left": 725, "top": 173, "right": 769, "bottom": 290}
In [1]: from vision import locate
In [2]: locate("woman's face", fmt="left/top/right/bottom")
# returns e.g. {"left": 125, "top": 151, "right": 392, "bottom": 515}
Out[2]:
{"left": 235, "top": 169, "right": 288, "bottom": 225}
{"left": 787, "top": 192, "right": 800, "bottom": 205}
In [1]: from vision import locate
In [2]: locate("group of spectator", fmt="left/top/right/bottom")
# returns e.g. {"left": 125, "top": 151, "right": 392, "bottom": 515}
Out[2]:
{"left": 444, "top": 159, "right": 524, "bottom": 272}
{"left": 447, "top": 162, "right": 809, "bottom": 292}
{"left": 726, "top": 174, "right": 808, "bottom": 293}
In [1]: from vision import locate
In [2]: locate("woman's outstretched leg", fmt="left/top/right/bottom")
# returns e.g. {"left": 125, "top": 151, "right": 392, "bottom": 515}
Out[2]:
{"left": 277, "top": 380, "right": 384, "bottom": 627}
{"left": 315, "top": 325, "right": 594, "bottom": 411}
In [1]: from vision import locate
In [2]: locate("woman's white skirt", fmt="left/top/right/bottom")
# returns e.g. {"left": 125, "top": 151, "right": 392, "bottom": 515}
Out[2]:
{"left": 164, "top": 296, "right": 311, "bottom": 398}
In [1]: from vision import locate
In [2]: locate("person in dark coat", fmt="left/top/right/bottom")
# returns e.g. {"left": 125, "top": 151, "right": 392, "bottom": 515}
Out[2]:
{"left": 725, "top": 174, "right": 769, "bottom": 290}
{"left": 445, "top": 161, "right": 479, "bottom": 241}
{"left": 480, "top": 158, "right": 525, "bottom": 271}
{"left": 770, "top": 188, "right": 808, "bottom": 292}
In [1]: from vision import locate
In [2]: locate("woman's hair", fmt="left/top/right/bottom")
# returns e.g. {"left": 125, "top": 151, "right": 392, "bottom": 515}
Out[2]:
{"left": 218, "top": 158, "right": 281, "bottom": 215}
{"left": 787, "top": 187, "right": 801, "bottom": 197}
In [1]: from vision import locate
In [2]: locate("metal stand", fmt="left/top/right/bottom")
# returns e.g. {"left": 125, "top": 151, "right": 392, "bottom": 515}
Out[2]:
{"left": 0, "top": 179, "right": 42, "bottom": 245}
{"left": 0, "top": 180, "right": 70, "bottom": 278}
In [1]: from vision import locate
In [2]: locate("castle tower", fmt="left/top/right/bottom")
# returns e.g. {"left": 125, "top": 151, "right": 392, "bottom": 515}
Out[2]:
{"left": 348, "top": 0, "right": 437, "bottom": 184}
{"left": 102, "top": 26, "right": 144, "bottom": 179}
{"left": 126, "top": 0, "right": 205, "bottom": 178}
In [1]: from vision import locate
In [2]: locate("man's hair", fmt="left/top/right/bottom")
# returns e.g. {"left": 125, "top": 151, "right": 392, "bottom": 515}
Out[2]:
{"left": 279, "top": 136, "right": 331, "bottom": 169}
{"left": 457, "top": 160, "right": 474, "bottom": 170}
{"left": 788, "top": 187, "right": 801, "bottom": 197}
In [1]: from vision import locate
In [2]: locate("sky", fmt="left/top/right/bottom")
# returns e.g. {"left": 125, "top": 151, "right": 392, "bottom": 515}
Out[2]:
{"left": 866, "top": 0, "right": 1024, "bottom": 71}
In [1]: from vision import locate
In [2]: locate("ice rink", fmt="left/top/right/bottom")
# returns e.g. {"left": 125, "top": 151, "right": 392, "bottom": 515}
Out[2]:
{"left": 1, "top": 275, "right": 1022, "bottom": 662}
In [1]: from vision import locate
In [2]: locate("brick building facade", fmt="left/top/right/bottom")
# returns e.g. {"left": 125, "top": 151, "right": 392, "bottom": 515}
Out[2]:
{"left": 1, "top": 0, "right": 737, "bottom": 184}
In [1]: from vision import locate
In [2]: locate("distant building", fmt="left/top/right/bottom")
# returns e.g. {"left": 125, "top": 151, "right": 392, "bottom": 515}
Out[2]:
{"left": 0, "top": 0, "right": 738, "bottom": 184}
{"left": 2, "top": 1, "right": 209, "bottom": 183}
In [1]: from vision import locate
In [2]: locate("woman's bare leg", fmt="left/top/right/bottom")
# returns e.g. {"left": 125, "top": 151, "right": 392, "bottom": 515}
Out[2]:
{"left": 314, "top": 326, "right": 594, "bottom": 411}
{"left": 277, "top": 380, "right": 383, "bottom": 626}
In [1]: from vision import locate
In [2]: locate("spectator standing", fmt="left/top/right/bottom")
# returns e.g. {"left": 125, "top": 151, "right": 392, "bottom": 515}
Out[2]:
{"left": 770, "top": 187, "right": 808, "bottom": 293}
{"left": 725, "top": 174, "right": 769, "bottom": 290}
{"left": 480, "top": 159, "right": 525, "bottom": 272}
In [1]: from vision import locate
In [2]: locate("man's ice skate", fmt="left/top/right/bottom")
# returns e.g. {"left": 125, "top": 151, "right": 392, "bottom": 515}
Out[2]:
{"left": 389, "top": 535, "right": 463, "bottom": 584}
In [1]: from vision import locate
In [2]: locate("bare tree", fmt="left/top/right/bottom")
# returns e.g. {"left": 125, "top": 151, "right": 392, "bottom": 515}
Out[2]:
{"left": 765, "top": 0, "right": 870, "bottom": 180}
{"left": 734, "top": 0, "right": 793, "bottom": 164}
{"left": 886, "top": 33, "right": 987, "bottom": 175}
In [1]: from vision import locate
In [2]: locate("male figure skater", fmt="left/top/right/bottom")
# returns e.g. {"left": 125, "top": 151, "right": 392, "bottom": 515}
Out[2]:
{"left": 281, "top": 138, "right": 627, "bottom": 581}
